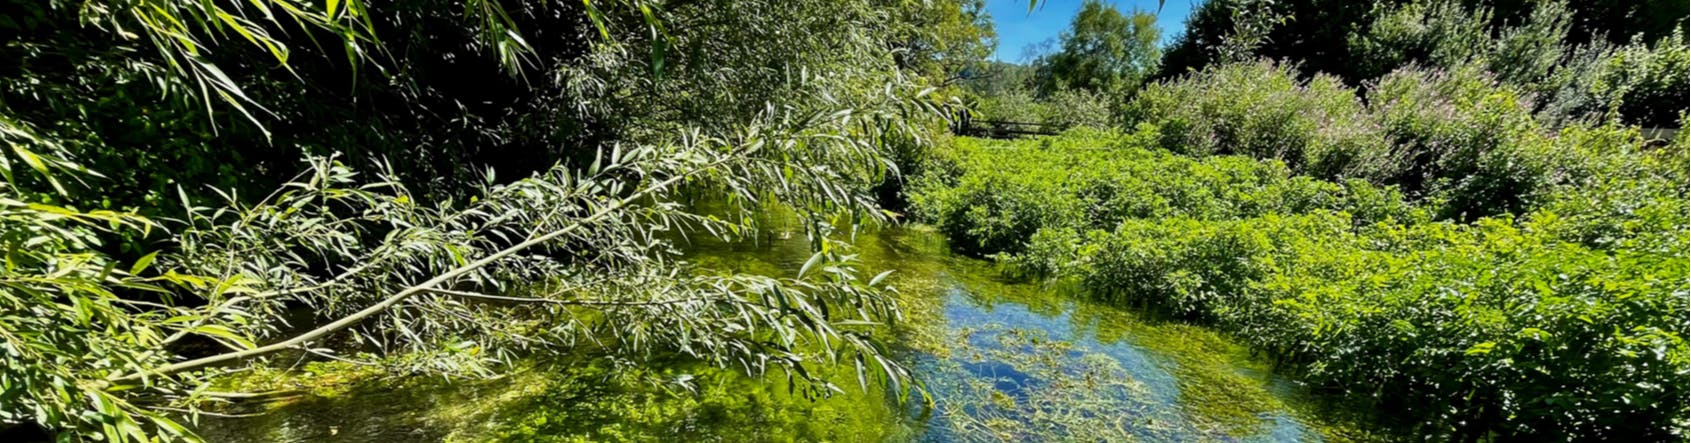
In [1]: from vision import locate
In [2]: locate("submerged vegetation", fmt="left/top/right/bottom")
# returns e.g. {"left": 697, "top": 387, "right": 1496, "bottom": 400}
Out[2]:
{"left": 1, "top": 0, "right": 1685, "bottom": 441}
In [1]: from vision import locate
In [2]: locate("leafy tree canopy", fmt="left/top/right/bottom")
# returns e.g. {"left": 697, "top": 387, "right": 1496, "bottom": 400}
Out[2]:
{"left": 1031, "top": 0, "right": 1161, "bottom": 94}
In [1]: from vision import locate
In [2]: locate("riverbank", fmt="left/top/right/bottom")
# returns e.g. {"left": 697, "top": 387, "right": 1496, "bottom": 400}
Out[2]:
{"left": 906, "top": 131, "right": 1689, "bottom": 439}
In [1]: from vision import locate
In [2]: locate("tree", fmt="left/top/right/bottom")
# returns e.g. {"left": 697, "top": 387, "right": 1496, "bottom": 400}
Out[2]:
{"left": 1032, "top": 0, "right": 1161, "bottom": 94}
{"left": 892, "top": 0, "right": 998, "bottom": 84}
{"left": 1, "top": 0, "right": 975, "bottom": 211}
{"left": 0, "top": 0, "right": 972, "bottom": 440}
{"left": 1155, "top": 0, "right": 1380, "bottom": 83}
{"left": 960, "top": 61, "right": 1038, "bottom": 98}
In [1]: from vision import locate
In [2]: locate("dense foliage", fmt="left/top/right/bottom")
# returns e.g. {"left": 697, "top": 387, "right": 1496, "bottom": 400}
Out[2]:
{"left": 2, "top": 0, "right": 982, "bottom": 209}
{"left": 3, "top": 0, "right": 1685, "bottom": 440}
{"left": 1156, "top": 0, "right": 1688, "bottom": 127}
{"left": 0, "top": 0, "right": 993, "bottom": 440}
{"left": 910, "top": 128, "right": 1689, "bottom": 440}
{"left": 1126, "top": 60, "right": 1687, "bottom": 221}
{"left": 1055, "top": 210, "right": 1687, "bottom": 439}
{"left": 958, "top": 0, "right": 1156, "bottom": 130}
{"left": 3, "top": 99, "right": 942, "bottom": 441}
{"left": 909, "top": 127, "right": 1417, "bottom": 257}
{"left": 1027, "top": 0, "right": 1160, "bottom": 95}
{"left": 964, "top": 0, "right": 1686, "bottom": 134}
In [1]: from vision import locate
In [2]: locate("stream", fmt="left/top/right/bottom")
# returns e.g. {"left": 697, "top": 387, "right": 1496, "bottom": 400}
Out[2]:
{"left": 195, "top": 223, "right": 1380, "bottom": 442}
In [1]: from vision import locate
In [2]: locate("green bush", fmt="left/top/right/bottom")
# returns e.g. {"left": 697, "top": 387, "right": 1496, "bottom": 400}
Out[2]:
{"left": 1123, "top": 61, "right": 1387, "bottom": 178}
{"left": 1345, "top": 1, "right": 1492, "bottom": 82}
{"left": 1158, "top": 0, "right": 1688, "bottom": 129}
{"left": 1040, "top": 88, "right": 1115, "bottom": 130}
{"left": 1585, "top": 30, "right": 1689, "bottom": 128}
{"left": 1366, "top": 64, "right": 1554, "bottom": 220}
{"left": 966, "top": 88, "right": 1114, "bottom": 131}
{"left": 909, "top": 128, "right": 1419, "bottom": 257}
{"left": 1032, "top": 211, "right": 1688, "bottom": 440}
{"left": 968, "top": 89, "right": 1046, "bottom": 123}
{"left": 1346, "top": 0, "right": 1573, "bottom": 89}
{"left": 1341, "top": 0, "right": 1689, "bottom": 129}
{"left": 1124, "top": 59, "right": 1669, "bottom": 222}
{"left": 1527, "top": 125, "right": 1690, "bottom": 253}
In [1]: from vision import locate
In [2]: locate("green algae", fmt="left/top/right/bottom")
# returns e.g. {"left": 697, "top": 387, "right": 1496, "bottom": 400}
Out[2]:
{"left": 481, "top": 361, "right": 908, "bottom": 442}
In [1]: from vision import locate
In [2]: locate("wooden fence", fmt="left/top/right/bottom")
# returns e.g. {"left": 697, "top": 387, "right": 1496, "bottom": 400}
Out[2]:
{"left": 952, "top": 112, "right": 1061, "bottom": 139}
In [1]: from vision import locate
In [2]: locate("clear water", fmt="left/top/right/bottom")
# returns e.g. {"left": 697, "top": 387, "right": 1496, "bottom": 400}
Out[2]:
{"left": 194, "top": 223, "right": 1381, "bottom": 442}
{"left": 683, "top": 224, "right": 1375, "bottom": 442}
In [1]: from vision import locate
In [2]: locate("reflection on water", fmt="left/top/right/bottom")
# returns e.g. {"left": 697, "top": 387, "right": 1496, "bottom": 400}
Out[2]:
{"left": 194, "top": 223, "right": 1381, "bottom": 442}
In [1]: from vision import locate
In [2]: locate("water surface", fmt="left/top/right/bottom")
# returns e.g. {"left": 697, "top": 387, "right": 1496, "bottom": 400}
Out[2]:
{"left": 196, "top": 224, "right": 1380, "bottom": 442}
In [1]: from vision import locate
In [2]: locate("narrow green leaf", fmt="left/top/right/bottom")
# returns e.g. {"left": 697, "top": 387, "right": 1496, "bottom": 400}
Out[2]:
{"left": 129, "top": 251, "right": 160, "bottom": 276}
{"left": 798, "top": 252, "right": 824, "bottom": 279}
{"left": 868, "top": 270, "right": 894, "bottom": 287}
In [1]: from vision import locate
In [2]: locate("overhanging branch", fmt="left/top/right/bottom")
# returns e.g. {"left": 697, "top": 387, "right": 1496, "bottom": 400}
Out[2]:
{"left": 109, "top": 156, "right": 728, "bottom": 384}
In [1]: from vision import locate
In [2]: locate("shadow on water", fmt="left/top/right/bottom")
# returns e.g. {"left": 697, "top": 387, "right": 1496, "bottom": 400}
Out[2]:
{"left": 194, "top": 221, "right": 1390, "bottom": 442}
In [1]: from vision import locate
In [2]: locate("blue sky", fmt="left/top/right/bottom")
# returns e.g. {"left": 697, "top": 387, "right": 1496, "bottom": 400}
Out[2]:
{"left": 984, "top": 0, "right": 1198, "bottom": 62}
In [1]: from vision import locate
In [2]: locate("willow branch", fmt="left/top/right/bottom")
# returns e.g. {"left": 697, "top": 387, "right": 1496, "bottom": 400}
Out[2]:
{"left": 302, "top": 348, "right": 382, "bottom": 367}
{"left": 109, "top": 156, "right": 728, "bottom": 383}
{"left": 150, "top": 407, "right": 269, "bottom": 419}
{"left": 199, "top": 390, "right": 301, "bottom": 400}
{"left": 159, "top": 251, "right": 383, "bottom": 347}
{"left": 426, "top": 287, "right": 725, "bottom": 307}
{"left": 249, "top": 262, "right": 373, "bottom": 298}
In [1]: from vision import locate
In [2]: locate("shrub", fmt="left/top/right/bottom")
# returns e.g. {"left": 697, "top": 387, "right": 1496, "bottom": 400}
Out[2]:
{"left": 1033, "top": 212, "right": 1688, "bottom": 440}
{"left": 1346, "top": 1, "right": 1493, "bottom": 82}
{"left": 1124, "top": 61, "right": 1391, "bottom": 180}
{"left": 1365, "top": 64, "right": 1553, "bottom": 220}
{"left": 1485, "top": 0, "right": 1575, "bottom": 87}
{"left": 1589, "top": 30, "right": 1690, "bottom": 128}
{"left": 1536, "top": 30, "right": 1690, "bottom": 129}
{"left": 969, "top": 89, "right": 1046, "bottom": 123}
{"left": 1527, "top": 125, "right": 1690, "bottom": 253}
{"left": 1342, "top": 0, "right": 1689, "bottom": 129}
{"left": 1124, "top": 59, "right": 1664, "bottom": 222}
{"left": 910, "top": 128, "right": 1419, "bottom": 256}
{"left": 1040, "top": 88, "right": 1114, "bottom": 130}
{"left": 966, "top": 86, "right": 1113, "bottom": 131}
